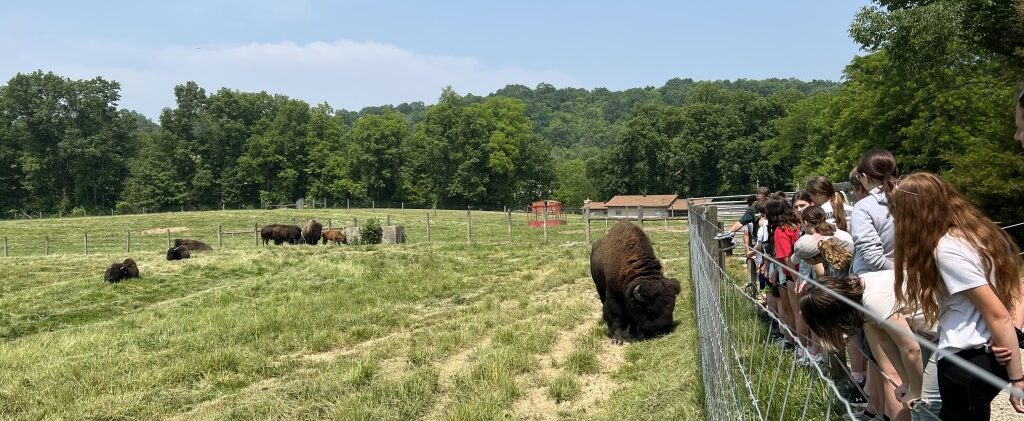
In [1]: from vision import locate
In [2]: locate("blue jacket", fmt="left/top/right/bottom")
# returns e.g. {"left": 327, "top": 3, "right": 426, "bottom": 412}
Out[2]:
{"left": 851, "top": 186, "right": 895, "bottom": 275}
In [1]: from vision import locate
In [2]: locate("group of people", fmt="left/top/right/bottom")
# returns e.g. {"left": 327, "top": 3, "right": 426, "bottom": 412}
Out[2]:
{"left": 716, "top": 89, "right": 1024, "bottom": 421}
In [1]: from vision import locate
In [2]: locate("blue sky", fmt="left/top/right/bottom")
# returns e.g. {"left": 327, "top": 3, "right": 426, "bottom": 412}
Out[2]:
{"left": 0, "top": 0, "right": 871, "bottom": 118}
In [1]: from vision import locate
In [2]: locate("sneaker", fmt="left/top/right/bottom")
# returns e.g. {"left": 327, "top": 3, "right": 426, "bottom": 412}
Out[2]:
{"left": 714, "top": 231, "right": 734, "bottom": 240}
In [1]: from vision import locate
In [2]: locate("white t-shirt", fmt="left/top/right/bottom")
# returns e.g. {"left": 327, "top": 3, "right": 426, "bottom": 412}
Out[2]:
{"left": 935, "top": 233, "right": 997, "bottom": 357}
{"left": 821, "top": 201, "right": 852, "bottom": 228}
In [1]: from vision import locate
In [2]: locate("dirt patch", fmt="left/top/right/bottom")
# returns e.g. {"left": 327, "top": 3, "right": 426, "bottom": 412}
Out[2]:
{"left": 142, "top": 226, "right": 190, "bottom": 235}
{"left": 512, "top": 318, "right": 601, "bottom": 421}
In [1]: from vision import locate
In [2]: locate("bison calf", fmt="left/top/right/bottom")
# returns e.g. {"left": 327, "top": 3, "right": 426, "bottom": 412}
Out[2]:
{"left": 321, "top": 229, "right": 346, "bottom": 245}
{"left": 590, "top": 221, "right": 681, "bottom": 344}
{"left": 166, "top": 245, "right": 191, "bottom": 260}
{"left": 105, "top": 258, "right": 140, "bottom": 283}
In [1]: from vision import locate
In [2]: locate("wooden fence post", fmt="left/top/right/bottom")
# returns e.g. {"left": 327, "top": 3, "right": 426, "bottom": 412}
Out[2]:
{"left": 506, "top": 211, "right": 512, "bottom": 243}
{"left": 292, "top": 218, "right": 296, "bottom": 226}
{"left": 638, "top": 206, "right": 644, "bottom": 227}
{"left": 254, "top": 224, "right": 260, "bottom": 247}
{"left": 44, "top": 235, "right": 49, "bottom": 256}
{"left": 386, "top": 214, "right": 391, "bottom": 226}
{"left": 466, "top": 209, "right": 473, "bottom": 243}
{"left": 126, "top": 231, "right": 131, "bottom": 253}
{"left": 217, "top": 225, "right": 223, "bottom": 248}
{"left": 84, "top": 233, "right": 89, "bottom": 256}
{"left": 585, "top": 209, "right": 592, "bottom": 244}
{"left": 543, "top": 205, "right": 549, "bottom": 243}
{"left": 327, "top": 218, "right": 332, "bottom": 229}
{"left": 166, "top": 230, "right": 171, "bottom": 249}
{"left": 2, "top": 237, "right": 6, "bottom": 257}
{"left": 664, "top": 216, "right": 669, "bottom": 229}
{"left": 372, "top": 200, "right": 375, "bottom": 212}
{"left": 353, "top": 218, "right": 358, "bottom": 228}
{"left": 347, "top": 199, "right": 350, "bottom": 210}
{"left": 426, "top": 213, "right": 431, "bottom": 242}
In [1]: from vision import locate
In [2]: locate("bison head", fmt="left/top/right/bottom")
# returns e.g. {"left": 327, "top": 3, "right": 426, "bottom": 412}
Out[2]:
{"left": 625, "top": 277, "right": 681, "bottom": 339}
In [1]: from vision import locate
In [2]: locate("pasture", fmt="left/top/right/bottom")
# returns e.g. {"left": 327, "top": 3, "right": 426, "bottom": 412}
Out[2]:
{"left": 0, "top": 209, "right": 702, "bottom": 420}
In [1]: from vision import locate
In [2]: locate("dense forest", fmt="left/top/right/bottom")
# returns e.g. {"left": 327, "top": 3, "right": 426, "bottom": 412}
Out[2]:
{"left": 0, "top": 0, "right": 1022, "bottom": 224}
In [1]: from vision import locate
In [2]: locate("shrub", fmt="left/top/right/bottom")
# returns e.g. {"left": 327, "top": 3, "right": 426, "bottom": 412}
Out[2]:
{"left": 70, "top": 206, "right": 87, "bottom": 217}
{"left": 360, "top": 218, "right": 383, "bottom": 244}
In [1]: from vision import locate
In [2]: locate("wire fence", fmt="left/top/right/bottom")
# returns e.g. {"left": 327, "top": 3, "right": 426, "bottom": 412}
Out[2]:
{"left": 688, "top": 198, "right": 1024, "bottom": 420}
{"left": 0, "top": 206, "right": 690, "bottom": 257}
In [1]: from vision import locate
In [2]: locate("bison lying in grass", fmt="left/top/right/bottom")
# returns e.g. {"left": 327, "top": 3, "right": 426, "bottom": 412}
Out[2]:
{"left": 173, "top": 239, "right": 211, "bottom": 251}
{"left": 166, "top": 245, "right": 191, "bottom": 261}
{"left": 590, "top": 221, "right": 680, "bottom": 344}
{"left": 261, "top": 224, "right": 302, "bottom": 245}
{"left": 105, "top": 258, "right": 140, "bottom": 283}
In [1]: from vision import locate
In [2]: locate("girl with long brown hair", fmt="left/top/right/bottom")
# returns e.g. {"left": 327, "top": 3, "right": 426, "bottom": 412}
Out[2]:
{"left": 890, "top": 172, "right": 1024, "bottom": 419}
{"left": 804, "top": 176, "right": 850, "bottom": 232}
{"left": 765, "top": 196, "right": 811, "bottom": 355}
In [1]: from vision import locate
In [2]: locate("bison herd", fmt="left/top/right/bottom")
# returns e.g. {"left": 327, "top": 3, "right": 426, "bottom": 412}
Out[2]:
{"left": 261, "top": 220, "right": 347, "bottom": 246}
{"left": 107, "top": 219, "right": 349, "bottom": 283}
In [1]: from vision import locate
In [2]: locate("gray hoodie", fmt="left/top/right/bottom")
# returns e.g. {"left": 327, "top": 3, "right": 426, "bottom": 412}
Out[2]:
{"left": 851, "top": 186, "right": 895, "bottom": 275}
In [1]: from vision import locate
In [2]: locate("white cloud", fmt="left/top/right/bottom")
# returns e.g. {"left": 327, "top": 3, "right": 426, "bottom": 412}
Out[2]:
{"left": 0, "top": 39, "right": 579, "bottom": 119}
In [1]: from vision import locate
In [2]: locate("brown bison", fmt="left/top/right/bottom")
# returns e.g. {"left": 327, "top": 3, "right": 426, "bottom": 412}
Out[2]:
{"left": 302, "top": 219, "right": 323, "bottom": 245}
{"left": 590, "top": 221, "right": 681, "bottom": 344}
{"left": 105, "top": 258, "right": 140, "bottom": 283}
{"left": 261, "top": 224, "right": 302, "bottom": 245}
{"left": 166, "top": 245, "right": 191, "bottom": 260}
{"left": 321, "top": 229, "right": 346, "bottom": 245}
{"left": 174, "top": 239, "right": 212, "bottom": 251}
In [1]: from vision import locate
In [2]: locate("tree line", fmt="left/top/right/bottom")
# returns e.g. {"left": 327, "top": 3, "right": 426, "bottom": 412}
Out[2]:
{"left": 0, "top": 0, "right": 1020, "bottom": 225}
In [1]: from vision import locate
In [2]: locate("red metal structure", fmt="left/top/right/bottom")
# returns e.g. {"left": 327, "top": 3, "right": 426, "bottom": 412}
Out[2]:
{"left": 527, "top": 200, "right": 566, "bottom": 227}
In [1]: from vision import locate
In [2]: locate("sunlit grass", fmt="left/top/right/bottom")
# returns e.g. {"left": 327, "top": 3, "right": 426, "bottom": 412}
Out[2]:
{"left": 0, "top": 209, "right": 703, "bottom": 419}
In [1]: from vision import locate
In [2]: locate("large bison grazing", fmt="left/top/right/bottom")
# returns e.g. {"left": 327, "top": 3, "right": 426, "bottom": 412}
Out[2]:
{"left": 174, "top": 239, "right": 212, "bottom": 251}
{"left": 321, "top": 229, "right": 346, "bottom": 245}
{"left": 166, "top": 245, "right": 191, "bottom": 260}
{"left": 261, "top": 224, "right": 302, "bottom": 245}
{"left": 105, "top": 258, "right": 140, "bottom": 283}
{"left": 302, "top": 219, "right": 323, "bottom": 245}
{"left": 590, "top": 221, "right": 681, "bottom": 344}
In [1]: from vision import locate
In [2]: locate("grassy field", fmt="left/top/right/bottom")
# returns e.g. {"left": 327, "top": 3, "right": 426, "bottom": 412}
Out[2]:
{"left": 0, "top": 209, "right": 703, "bottom": 420}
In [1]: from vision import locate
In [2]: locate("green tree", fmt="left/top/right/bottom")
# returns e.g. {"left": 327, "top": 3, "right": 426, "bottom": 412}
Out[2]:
{"left": 553, "top": 159, "right": 597, "bottom": 208}
{"left": 350, "top": 110, "right": 407, "bottom": 201}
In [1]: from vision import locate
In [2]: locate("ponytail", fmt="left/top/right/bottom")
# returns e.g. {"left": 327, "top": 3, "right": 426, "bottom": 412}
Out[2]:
{"left": 830, "top": 192, "right": 848, "bottom": 232}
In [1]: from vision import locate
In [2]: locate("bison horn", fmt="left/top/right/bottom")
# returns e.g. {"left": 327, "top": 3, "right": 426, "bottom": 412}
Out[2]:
{"left": 633, "top": 284, "right": 645, "bottom": 302}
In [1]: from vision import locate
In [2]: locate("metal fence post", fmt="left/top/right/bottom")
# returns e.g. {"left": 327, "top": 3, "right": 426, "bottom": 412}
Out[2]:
{"left": 543, "top": 205, "right": 549, "bottom": 243}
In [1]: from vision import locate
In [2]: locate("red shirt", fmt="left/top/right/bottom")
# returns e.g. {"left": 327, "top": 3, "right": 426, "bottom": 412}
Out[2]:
{"left": 773, "top": 225, "right": 800, "bottom": 260}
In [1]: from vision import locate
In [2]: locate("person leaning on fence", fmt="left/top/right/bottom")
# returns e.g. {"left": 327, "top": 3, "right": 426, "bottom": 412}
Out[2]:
{"left": 805, "top": 175, "right": 851, "bottom": 232}
{"left": 716, "top": 186, "right": 770, "bottom": 241}
{"left": 890, "top": 172, "right": 1024, "bottom": 420}
{"left": 851, "top": 149, "right": 909, "bottom": 421}
{"left": 790, "top": 205, "right": 853, "bottom": 281}
{"left": 766, "top": 195, "right": 812, "bottom": 355}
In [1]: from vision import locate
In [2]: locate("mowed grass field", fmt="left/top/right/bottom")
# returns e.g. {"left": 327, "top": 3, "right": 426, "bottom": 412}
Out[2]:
{"left": 0, "top": 208, "right": 703, "bottom": 420}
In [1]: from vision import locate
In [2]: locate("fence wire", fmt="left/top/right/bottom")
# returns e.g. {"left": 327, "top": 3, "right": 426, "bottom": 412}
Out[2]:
{"left": 689, "top": 204, "right": 858, "bottom": 421}
{"left": 689, "top": 200, "right": 1024, "bottom": 421}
